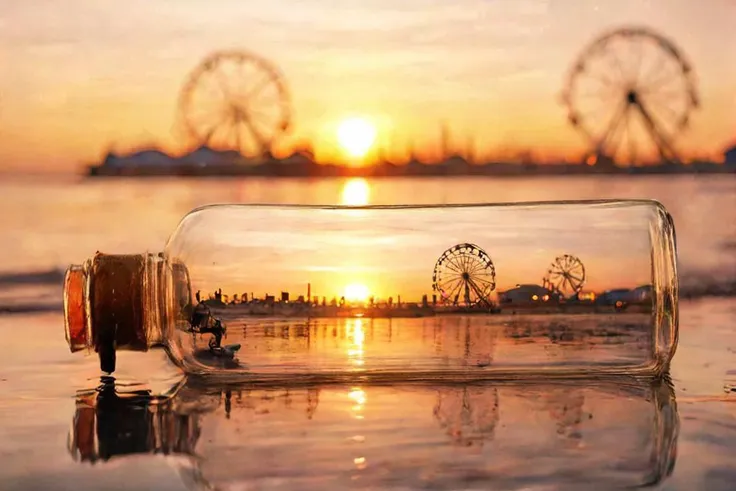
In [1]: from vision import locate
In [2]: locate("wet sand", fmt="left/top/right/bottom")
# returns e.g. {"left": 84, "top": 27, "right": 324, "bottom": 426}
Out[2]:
{"left": 0, "top": 298, "right": 734, "bottom": 490}
{"left": 1, "top": 176, "right": 734, "bottom": 489}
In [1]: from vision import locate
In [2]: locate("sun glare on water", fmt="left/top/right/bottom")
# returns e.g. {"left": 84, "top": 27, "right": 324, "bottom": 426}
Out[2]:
{"left": 344, "top": 283, "right": 370, "bottom": 302}
{"left": 337, "top": 117, "right": 377, "bottom": 159}
{"left": 341, "top": 178, "right": 370, "bottom": 206}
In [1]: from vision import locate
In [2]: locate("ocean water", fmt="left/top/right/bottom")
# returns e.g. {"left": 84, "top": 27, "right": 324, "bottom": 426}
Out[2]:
{"left": 1, "top": 175, "right": 735, "bottom": 490}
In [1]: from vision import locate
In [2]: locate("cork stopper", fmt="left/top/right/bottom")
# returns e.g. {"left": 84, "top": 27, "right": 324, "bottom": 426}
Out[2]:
{"left": 64, "top": 264, "right": 90, "bottom": 352}
{"left": 63, "top": 253, "right": 157, "bottom": 373}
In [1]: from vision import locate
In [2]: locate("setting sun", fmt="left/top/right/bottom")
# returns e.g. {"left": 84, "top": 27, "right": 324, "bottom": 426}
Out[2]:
{"left": 336, "top": 117, "right": 377, "bottom": 159}
{"left": 344, "top": 283, "right": 370, "bottom": 302}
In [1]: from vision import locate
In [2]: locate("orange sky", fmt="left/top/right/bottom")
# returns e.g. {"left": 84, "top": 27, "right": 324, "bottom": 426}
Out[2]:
{"left": 0, "top": 0, "right": 734, "bottom": 172}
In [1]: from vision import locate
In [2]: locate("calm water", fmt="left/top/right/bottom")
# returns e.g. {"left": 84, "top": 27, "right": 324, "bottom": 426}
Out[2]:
{"left": 1, "top": 175, "right": 735, "bottom": 490}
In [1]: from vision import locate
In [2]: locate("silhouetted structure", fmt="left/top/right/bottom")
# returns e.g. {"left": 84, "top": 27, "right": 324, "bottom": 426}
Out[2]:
{"left": 87, "top": 144, "right": 733, "bottom": 178}
{"left": 725, "top": 144, "right": 736, "bottom": 168}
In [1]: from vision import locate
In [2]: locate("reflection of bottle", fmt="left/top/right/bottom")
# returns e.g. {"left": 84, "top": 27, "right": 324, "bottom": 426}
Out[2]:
{"left": 428, "top": 378, "right": 678, "bottom": 489}
{"left": 62, "top": 201, "right": 678, "bottom": 377}
{"left": 69, "top": 377, "right": 198, "bottom": 463}
{"left": 69, "top": 377, "right": 678, "bottom": 490}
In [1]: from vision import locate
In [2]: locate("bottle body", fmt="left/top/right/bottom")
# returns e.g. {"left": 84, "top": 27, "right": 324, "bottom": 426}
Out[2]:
{"left": 64, "top": 200, "right": 678, "bottom": 379}
{"left": 163, "top": 200, "right": 677, "bottom": 379}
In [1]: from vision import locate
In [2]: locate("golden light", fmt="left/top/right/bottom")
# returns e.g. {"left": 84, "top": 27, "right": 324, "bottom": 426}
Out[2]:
{"left": 341, "top": 178, "right": 370, "bottom": 206}
{"left": 579, "top": 292, "right": 596, "bottom": 302}
{"left": 349, "top": 387, "right": 366, "bottom": 415}
{"left": 354, "top": 456, "right": 367, "bottom": 469}
{"left": 352, "top": 320, "right": 365, "bottom": 346}
{"left": 344, "top": 283, "right": 370, "bottom": 302}
{"left": 349, "top": 388, "right": 366, "bottom": 406}
{"left": 347, "top": 318, "right": 365, "bottom": 367}
{"left": 337, "top": 117, "right": 377, "bottom": 159}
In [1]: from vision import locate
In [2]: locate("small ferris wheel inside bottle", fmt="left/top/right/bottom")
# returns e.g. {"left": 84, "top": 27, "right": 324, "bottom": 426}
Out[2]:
{"left": 63, "top": 200, "right": 678, "bottom": 380}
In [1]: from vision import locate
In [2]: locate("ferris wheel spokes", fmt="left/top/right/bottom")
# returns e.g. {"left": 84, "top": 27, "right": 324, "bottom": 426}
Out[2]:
{"left": 543, "top": 254, "right": 586, "bottom": 298}
{"left": 178, "top": 50, "right": 292, "bottom": 158}
{"left": 432, "top": 243, "right": 496, "bottom": 309}
{"left": 562, "top": 27, "right": 698, "bottom": 166}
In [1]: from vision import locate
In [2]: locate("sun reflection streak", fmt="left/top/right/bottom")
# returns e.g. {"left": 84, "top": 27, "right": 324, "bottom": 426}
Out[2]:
{"left": 349, "top": 388, "right": 366, "bottom": 406}
{"left": 346, "top": 318, "right": 365, "bottom": 367}
{"left": 341, "top": 178, "right": 370, "bottom": 206}
{"left": 348, "top": 387, "right": 366, "bottom": 420}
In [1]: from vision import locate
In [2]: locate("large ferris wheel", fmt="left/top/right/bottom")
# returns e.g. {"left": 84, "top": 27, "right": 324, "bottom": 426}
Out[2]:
{"left": 178, "top": 50, "right": 292, "bottom": 158}
{"left": 432, "top": 243, "right": 496, "bottom": 309}
{"left": 562, "top": 27, "right": 699, "bottom": 165}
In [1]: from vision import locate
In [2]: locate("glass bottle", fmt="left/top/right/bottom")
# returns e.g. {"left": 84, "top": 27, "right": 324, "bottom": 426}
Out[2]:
{"left": 63, "top": 199, "right": 678, "bottom": 379}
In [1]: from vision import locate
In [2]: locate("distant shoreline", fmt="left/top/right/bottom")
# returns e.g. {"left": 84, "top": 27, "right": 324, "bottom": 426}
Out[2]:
{"left": 205, "top": 302, "right": 652, "bottom": 319}
{"left": 85, "top": 144, "right": 736, "bottom": 178}
{"left": 85, "top": 170, "right": 736, "bottom": 179}
{"left": 86, "top": 161, "right": 735, "bottom": 179}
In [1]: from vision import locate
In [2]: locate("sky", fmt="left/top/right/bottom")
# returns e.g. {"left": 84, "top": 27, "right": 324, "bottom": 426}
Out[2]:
{"left": 0, "top": 0, "right": 734, "bottom": 172}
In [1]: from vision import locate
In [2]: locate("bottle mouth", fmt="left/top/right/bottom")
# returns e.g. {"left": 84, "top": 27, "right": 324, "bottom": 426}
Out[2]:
{"left": 64, "top": 264, "right": 91, "bottom": 352}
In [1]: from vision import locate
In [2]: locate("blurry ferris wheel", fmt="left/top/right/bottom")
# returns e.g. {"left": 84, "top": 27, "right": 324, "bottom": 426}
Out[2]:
{"left": 562, "top": 27, "right": 698, "bottom": 165}
{"left": 178, "top": 50, "right": 292, "bottom": 157}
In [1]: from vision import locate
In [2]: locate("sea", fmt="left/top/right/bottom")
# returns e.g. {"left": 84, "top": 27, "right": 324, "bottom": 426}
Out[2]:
{"left": 0, "top": 174, "right": 735, "bottom": 490}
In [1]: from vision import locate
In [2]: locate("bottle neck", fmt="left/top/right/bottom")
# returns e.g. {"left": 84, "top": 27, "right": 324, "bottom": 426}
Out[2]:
{"left": 64, "top": 252, "right": 169, "bottom": 372}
